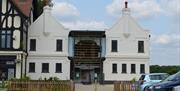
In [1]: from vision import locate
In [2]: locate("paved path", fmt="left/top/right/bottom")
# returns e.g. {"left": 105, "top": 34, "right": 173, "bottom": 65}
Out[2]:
{"left": 0, "top": 88, "right": 7, "bottom": 91}
{"left": 75, "top": 84, "right": 114, "bottom": 91}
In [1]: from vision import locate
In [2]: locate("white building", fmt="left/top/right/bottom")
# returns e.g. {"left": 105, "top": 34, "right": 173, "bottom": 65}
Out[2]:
{"left": 104, "top": 2, "right": 150, "bottom": 82}
{"left": 27, "top": 5, "right": 70, "bottom": 80}
{"left": 27, "top": 2, "right": 150, "bottom": 83}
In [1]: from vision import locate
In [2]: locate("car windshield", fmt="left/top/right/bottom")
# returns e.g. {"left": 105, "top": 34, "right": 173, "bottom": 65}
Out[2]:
{"left": 150, "top": 74, "right": 168, "bottom": 80}
{"left": 173, "top": 71, "right": 180, "bottom": 80}
{"left": 164, "top": 74, "right": 175, "bottom": 81}
{"left": 164, "top": 71, "right": 180, "bottom": 81}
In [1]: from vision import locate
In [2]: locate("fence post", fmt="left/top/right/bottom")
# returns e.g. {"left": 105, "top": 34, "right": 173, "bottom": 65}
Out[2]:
{"left": 121, "top": 81, "right": 124, "bottom": 91}
{"left": 8, "top": 81, "right": 11, "bottom": 91}
{"left": 94, "top": 79, "right": 97, "bottom": 91}
{"left": 114, "top": 81, "right": 120, "bottom": 91}
{"left": 70, "top": 80, "right": 75, "bottom": 91}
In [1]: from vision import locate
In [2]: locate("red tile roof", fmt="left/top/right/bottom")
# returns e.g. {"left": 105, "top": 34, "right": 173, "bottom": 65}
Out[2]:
{"left": 10, "top": 0, "right": 33, "bottom": 17}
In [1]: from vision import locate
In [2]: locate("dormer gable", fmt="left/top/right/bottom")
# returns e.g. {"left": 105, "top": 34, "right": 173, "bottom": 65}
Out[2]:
{"left": 29, "top": 5, "right": 69, "bottom": 37}
{"left": 106, "top": 1, "right": 149, "bottom": 38}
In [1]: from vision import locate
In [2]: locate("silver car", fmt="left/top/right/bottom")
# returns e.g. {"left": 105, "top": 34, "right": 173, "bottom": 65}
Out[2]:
{"left": 138, "top": 73, "right": 169, "bottom": 91}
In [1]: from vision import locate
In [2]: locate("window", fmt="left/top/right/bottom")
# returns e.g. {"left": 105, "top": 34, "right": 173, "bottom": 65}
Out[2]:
{"left": 112, "top": 63, "right": 117, "bottom": 73}
{"left": 56, "top": 39, "right": 62, "bottom": 51}
{"left": 29, "top": 63, "right": 35, "bottom": 72}
{"left": 0, "top": 30, "right": 11, "bottom": 48}
{"left": 140, "top": 64, "right": 145, "bottom": 74}
{"left": 30, "top": 39, "right": 36, "bottom": 51}
{"left": 56, "top": 63, "right": 62, "bottom": 73}
{"left": 138, "top": 41, "right": 144, "bottom": 53}
{"left": 139, "top": 75, "right": 145, "bottom": 80}
{"left": 42, "top": 63, "right": 49, "bottom": 73}
{"left": 131, "top": 64, "right": 136, "bottom": 73}
{"left": 111, "top": 40, "right": 117, "bottom": 52}
{"left": 122, "top": 64, "right": 127, "bottom": 73}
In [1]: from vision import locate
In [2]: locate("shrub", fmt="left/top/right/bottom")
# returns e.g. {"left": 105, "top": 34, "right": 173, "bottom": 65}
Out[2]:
{"left": 48, "top": 77, "right": 59, "bottom": 81}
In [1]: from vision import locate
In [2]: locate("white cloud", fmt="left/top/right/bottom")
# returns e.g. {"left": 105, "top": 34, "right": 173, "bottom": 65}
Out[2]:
{"left": 153, "top": 34, "right": 180, "bottom": 44}
{"left": 106, "top": 0, "right": 162, "bottom": 20}
{"left": 52, "top": 2, "right": 80, "bottom": 21}
{"left": 160, "top": 0, "right": 180, "bottom": 16}
{"left": 107, "top": 0, "right": 180, "bottom": 21}
{"left": 154, "top": 35, "right": 171, "bottom": 44}
{"left": 61, "top": 21, "right": 108, "bottom": 30}
{"left": 51, "top": 2, "right": 108, "bottom": 30}
{"left": 159, "top": 0, "right": 180, "bottom": 23}
{"left": 106, "top": 0, "right": 122, "bottom": 17}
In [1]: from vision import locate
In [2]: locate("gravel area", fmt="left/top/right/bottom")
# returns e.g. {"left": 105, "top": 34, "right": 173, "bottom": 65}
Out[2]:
{"left": 75, "top": 84, "right": 114, "bottom": 91}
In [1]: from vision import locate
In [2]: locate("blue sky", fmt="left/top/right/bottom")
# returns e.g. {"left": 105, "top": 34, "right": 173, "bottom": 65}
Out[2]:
{"left": 51, "top": 0, "right": 180, "bottom": 65}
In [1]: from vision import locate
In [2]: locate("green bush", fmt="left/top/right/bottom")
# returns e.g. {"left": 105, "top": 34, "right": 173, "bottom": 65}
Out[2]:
{"left": 48, "top": 77, "right": 59, "bottom": 81}
{"left": 10, "top": 75, "right": 31, "bottom": 81}
{"left": 131, "top": 78, "right": 136, "bottom": 83}
{"left": 0, "top": 81, "right": 8, "bottom": 88}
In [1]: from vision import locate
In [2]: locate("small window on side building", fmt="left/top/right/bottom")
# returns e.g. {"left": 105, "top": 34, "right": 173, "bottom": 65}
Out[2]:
{"left": 140, "top": 64, "right": 145, "bottom": 74}
{"left": 29, "top": 62, "right": 35, "bottom": 73}
{"left": 112, "top": 63, "right": 117, "bottom": 73}
{"left": 122, "top": 64, "right": 127, "bottom": 73}
{"left": 138, "top": 41, "right": 144, "bottom": 53}
{"left": 131, "top": 64, "right": 136, "bottom": 74}
{"left": 42, "top": 63, "right": 49, "bottom": 73}
{"left": 56, "top": 39, "right": 62, "bottom": 51}
{"left": 56, "top": 63, "right": 62, "bottom": 73}
{"left": 111, "top": 40, "right": 117, "bottom": 52}
{"left": 30, "top": 39, "right": 36, "bottom": 51}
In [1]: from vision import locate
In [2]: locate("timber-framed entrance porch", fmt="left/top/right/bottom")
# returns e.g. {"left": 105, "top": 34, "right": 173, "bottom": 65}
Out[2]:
{"left": 72, "top": 58, "right": 104, "bottom": 84}
{"left": 69, "top": 31, "right": 105, "bottom": 84}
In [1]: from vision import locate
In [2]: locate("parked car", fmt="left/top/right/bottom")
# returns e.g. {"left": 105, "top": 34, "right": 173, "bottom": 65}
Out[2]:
{"left": 138, "top": 73, "right": 169, "bottom": 91}
{"left": 149, "top": 71, "right": 180, "bottom": 91}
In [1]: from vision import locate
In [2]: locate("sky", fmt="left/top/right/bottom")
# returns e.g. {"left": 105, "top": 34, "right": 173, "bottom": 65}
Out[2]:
{"left": 51, "top": 0, "right": 180, "bottom": 65}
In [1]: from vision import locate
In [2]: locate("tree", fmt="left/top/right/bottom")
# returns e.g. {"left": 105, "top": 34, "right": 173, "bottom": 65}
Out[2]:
{"left": 150, "top": 65, "right": 180, "bottom": 75}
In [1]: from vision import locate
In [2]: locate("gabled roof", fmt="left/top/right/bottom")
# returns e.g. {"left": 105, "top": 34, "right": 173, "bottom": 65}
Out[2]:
{"left": 10, "top": 0, "right": 33, "bottom": 17}
{"left": 106, "top": 2, "right": 149, "bottom": 37}
{"left": 29, "top": 6, "right": 69, "bottom": 36}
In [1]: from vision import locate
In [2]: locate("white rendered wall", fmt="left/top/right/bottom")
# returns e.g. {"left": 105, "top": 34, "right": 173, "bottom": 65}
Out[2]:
{"left": 103, "top": 58, "right": 149, "bottom": 81}
{"left": 27, "top": 57, "right": 70, "bottom": 80}
{"left": 27, "top": 6, "right": 70, "bottom": 80}
{"left": 104, "top": 8, "right": 150, "bottom": 81}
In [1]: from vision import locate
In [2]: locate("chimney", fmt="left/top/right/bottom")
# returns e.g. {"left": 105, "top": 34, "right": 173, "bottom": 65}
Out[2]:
{"left": 122, "top": 1, "right": 130, "bottom": 16}
{"left": 125, "top": 1, "right": 128, "bottom": 8}
{"left": 43, "top": 0, "right": 52, "bottom": 14}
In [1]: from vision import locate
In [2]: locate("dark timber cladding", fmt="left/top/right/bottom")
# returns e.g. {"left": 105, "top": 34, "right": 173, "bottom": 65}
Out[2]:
{"left": 69, "top": 31, "right": 105, "bottom": 84}
{"left": 69, "top": 31, "right": 105, "bottom": 37}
